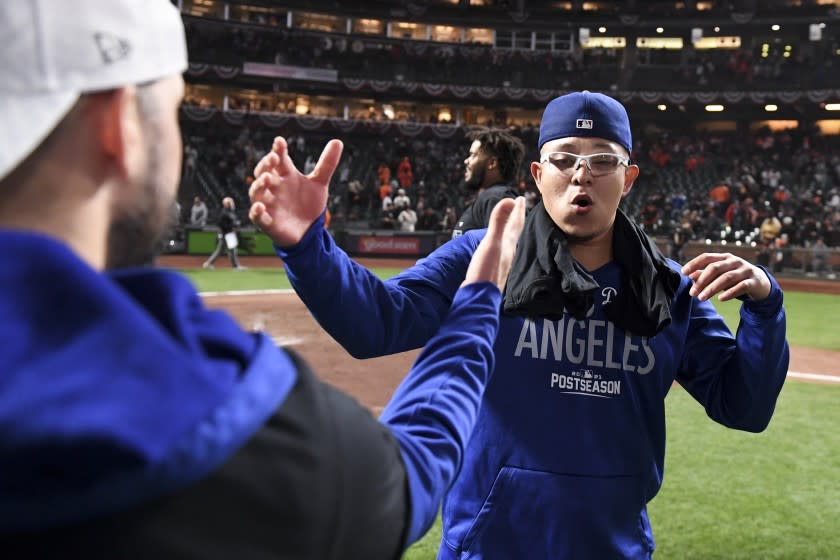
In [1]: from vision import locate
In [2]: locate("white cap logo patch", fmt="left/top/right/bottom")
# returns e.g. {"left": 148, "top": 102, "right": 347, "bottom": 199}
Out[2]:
{"left": 576, "top": 118, "right": 594, "bottom": 129}
{"left": 94, "top": 32, "right": 131, "bottom": 64}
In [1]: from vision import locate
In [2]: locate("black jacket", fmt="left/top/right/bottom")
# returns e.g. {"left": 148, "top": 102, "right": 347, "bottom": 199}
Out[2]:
{"left": 1, "top": 352, "right": 409, "bottom": 560}
{"left": 217, "top": 207, "right": 239, "bottom": 235}
{"left": 452, "top": 184, "right": 519, "bottom": 239}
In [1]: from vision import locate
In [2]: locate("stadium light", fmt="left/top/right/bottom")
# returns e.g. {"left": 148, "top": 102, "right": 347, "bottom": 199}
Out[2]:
{"left": 705, "top": 104, "right": 725, "bottom": 112}
{"left": 656, "top": 27, "right": 664, "bottom": 33}
{"left": 771, "top": 24, "right": 781, "bottom": 31}
{"left": 765, "top": 104, "right": 778, "bottom": 112}
{"left": 657, "top": 104, "right": 667, "bottom": 111}
{"left": 598, "top": 26, "right": 606, "bottom": 33}
{"left": 826, "top": 103, "right": 840, "bottom": 111}
{"left": 714, "top": 26, "right": 720, "bottom": 32}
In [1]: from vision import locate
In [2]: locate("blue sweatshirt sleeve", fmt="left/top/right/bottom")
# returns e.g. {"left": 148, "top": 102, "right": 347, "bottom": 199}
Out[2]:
{"left": 675, "top": 268, "right": 789, "bottom": 433}
{"left": 277, "top": 213, "right": 481, "bottom": 358}
{"left": 378, "top": 281, "right": 501, "bottom": 548}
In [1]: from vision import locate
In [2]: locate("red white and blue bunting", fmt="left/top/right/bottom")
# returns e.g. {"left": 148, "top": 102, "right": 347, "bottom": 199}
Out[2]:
{"left": 187, "top": 63, "right": 210, "bottom": 76}
{"left": 181, "top": 105, "right": 216, "bottom": 122}
{"left": 180, "top": 107, "right": 517, "bottom": 139}
{"left": 257, "top": 113, "right": 291, "bottom": 128}
{"left": 221, "top": 109, "right": 247, "bottom": 125}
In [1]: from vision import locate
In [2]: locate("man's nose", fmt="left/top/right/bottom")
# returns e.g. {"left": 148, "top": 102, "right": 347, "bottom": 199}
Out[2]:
{"left": 571, "top": 158, "right": 592, "bottom": 181}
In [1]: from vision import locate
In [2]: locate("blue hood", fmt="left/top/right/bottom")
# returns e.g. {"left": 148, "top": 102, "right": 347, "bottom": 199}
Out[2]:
{"left": 0, "top": 231, "right": 296, "bottom": 531}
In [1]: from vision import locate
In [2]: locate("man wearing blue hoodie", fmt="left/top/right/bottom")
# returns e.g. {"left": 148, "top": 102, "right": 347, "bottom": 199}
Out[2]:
{"left": 0, "top": 1, "right": 527, "bottom": 558}
{"left": 250, "top": 91, "right": 789, "bottom": 559}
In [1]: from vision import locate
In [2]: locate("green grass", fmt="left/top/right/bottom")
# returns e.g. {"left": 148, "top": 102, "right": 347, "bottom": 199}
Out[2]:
{"left": 648, "top": 382, "right": 840, "bottom": 559}
{"left": 404, "top": 519, "right": 443, "bottom": 560}
{"left": 710, "top": 291, "right": 840, "bottom": 351}
{"left": 405, "top": 382, "right": 840, "bottom": 559}
{"left": 180, "top": 267, "right": 290, "bottom": 292}
{"left": 178, "top": 266, "right": 406, "bottom": 293}
{"left": 179, "top": 265, "right": 840, "bottom": 352}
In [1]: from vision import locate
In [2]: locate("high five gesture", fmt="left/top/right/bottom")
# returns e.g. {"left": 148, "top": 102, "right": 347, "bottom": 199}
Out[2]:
{"left": 249, "top": 136, "right": 343, "bottom": 247}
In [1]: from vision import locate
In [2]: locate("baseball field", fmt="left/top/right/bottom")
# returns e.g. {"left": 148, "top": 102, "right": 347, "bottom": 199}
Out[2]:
{"left": 164, "top": 255, "right": 840, "bottom": 559}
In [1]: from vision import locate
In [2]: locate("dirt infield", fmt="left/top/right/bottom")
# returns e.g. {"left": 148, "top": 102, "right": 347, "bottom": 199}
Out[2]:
{"left": 203, "top": 293, "right": 421, "bottom": 410}
{"left": 774, "top": 276, "right": 840, "bottom": 295}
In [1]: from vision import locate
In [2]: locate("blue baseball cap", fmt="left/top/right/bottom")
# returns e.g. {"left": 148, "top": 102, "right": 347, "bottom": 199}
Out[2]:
{"left": 538, "top": 91, "right": 632, "bottom": 154}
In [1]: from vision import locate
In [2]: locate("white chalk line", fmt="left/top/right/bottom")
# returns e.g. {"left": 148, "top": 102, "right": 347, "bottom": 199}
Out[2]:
{"left": 201, "top": 288, "right": 296, "bottom": 297}
{"left": 272, "top": 336, "right": 305, "bottom": 346}
{"left": 787, "top": 371, "right": 840, "bottom": 383}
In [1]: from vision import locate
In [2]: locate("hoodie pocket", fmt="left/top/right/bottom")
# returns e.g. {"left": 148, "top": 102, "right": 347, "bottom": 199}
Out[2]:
{"left": 459, "top": 466, "right": 651, "bottom": 560}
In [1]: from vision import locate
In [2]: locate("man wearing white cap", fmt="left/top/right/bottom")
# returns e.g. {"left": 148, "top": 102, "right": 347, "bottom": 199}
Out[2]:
{"left": 0, "top": 1, "right": 527, "bottom": 557}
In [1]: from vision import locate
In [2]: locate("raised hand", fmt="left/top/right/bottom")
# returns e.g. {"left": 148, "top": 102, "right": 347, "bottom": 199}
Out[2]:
{"left": 462, "top": 197, "right": 526, "bottom": 291}
{"left": 681, "top": 252, "right": 772, "bottom": 302}
{"left": 248, "top": 136, "right": 343, "bottom": 248}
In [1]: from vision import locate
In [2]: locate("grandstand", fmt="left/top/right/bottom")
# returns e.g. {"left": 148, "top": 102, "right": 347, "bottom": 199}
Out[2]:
{"left": 173, "top": 0, "right": 840, "bottom": 277}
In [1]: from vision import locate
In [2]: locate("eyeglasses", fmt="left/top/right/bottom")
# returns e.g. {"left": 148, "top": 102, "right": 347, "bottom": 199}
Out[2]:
{"left": 539, "top": 152, "right": 630, "bottom": 177}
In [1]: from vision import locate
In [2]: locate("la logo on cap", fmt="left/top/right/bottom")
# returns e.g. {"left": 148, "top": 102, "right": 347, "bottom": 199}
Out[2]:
{"left": 576, "top": 119, "right": 594, "bottom": 129}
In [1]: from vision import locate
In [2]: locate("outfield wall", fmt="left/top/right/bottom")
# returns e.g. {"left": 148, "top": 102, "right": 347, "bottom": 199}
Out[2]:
{"left": 186, "top": 227, "right": 450, "bottom": 258}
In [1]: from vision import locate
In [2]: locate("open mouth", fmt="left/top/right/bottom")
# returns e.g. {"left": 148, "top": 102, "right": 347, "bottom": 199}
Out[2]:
{"left": 572, "top": 194, "right": 592, "bottom": 208}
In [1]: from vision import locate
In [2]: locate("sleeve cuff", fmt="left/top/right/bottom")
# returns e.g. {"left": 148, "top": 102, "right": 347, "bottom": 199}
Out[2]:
{"left": 451, "top": 280, "right": 502, "bottom": 311}
{"left": 273, "top": 211, "right": 327, "bottom": 260}
{"left": 740, "top": 265, "right": 784, "bottom": 318}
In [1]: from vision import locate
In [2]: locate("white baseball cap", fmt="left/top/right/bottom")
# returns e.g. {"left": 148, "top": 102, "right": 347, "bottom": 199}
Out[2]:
{"left": 0, "top": 0, "right": 188, "bottom": 181}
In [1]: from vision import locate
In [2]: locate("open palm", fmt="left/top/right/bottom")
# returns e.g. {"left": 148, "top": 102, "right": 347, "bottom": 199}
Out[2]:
{"left": 463, "top": 197, "right": 526, "bottom": 291}
{"left": 249, "top": 136, "right": 343, "bottom": 247}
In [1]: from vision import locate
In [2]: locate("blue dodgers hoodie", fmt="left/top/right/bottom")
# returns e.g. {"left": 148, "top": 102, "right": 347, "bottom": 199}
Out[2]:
{"left": 0, "top": 231, "right": 297, "bottom": 532}
{"left": 279, "top": 218, "right": 789, "bottom": 559}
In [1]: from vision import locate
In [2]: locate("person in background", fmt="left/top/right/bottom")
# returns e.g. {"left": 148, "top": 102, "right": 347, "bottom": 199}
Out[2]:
{"left": 397, "top": 156, "right": 413, "bottom": 189}
{"left": 190, "top": 195, "right": 208, "bottom": 227}
{"left": 440, "top": 206, "right": 457, "bottom": 233}
{"left": 453, "top": 129, "right": 526, "bottom": 238}
{"left": 398, "top": 204, "right": 418, "bottom": 232}
{"left": 417, "top": 206, "right": 441, "bottom": 231}
{"left": 203, "top": 196, "right": 244, "bottom": 270}
{"left": 810, "top": 237, "right": 831, "bottom": 276}
{"left": 393, "top": 188, "right": 411, "bottom": 210}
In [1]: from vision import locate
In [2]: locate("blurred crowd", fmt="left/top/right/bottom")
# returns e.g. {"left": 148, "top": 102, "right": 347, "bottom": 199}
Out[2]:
{"left": 184, "top": 16, "right": 839, "bottom": 92}
{"left": 180, "top": 117, "right": 839, "bottom": 279}
{"left": 185, "top": 17, "right": 621, "bottom": 91}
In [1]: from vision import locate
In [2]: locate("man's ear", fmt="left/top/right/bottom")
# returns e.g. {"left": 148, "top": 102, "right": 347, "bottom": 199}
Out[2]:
{"left": 530, "top": 161, "right": 543, "bottom": 192}
{"left": 621, "top": 164, "right": 640, "bottom": 198}
{"left": 89, "top": 86, "right": 142, "bottom": 181}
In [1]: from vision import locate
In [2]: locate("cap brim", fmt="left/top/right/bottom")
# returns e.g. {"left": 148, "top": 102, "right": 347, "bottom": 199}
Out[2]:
{"left": 0, "top": 91, "right": 80, "bottom": 181}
